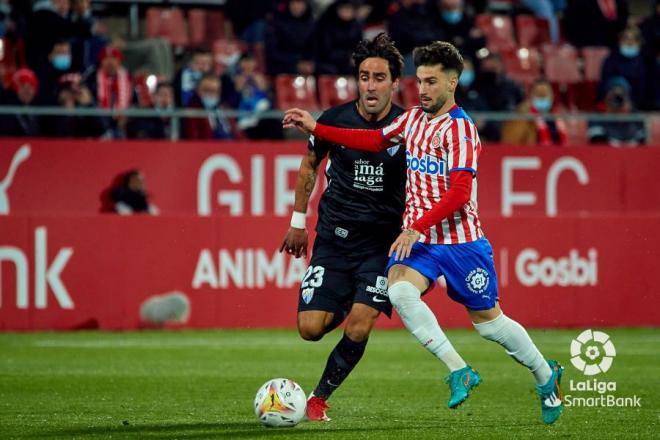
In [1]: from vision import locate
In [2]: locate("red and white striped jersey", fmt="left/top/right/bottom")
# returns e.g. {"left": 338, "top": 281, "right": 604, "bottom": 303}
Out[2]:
{"left": 381, "top": 105, "right": 483, "bottom": 245}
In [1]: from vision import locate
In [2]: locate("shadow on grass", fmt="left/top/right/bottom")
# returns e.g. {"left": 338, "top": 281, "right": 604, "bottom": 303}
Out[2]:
{"left": 36, "top": 418, "right": 544, "bottom": 439}
{"left": 35, "top": 420, "right": 470, "bottom": 439}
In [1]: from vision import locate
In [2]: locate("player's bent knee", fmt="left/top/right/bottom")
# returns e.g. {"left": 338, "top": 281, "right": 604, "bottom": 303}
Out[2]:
{"left": 297, "top": 314, "right": 327, "bottom": 341}
{"left": 344, "top": 324, "right": 370, "bottom": 342}
{"left": 388, "top": 281, "right": 421, "bottom": 309}
{"left": 298, "top": 324, "right": 325, "bottom": 341}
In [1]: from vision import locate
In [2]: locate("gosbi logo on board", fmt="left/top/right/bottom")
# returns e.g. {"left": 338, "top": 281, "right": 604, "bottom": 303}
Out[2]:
{"left": 515, "top": 248, "right": 598, "bottom": 287}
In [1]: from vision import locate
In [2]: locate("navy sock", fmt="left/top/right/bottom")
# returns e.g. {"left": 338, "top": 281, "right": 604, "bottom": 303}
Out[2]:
{"left": 313, "top": 334, "right": 368, "bottom": 399}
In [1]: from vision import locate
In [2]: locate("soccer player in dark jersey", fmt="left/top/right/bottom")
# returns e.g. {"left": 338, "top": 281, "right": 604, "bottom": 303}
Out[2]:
{"left": 279, "top": 33, "right": 406, "bottom": 422}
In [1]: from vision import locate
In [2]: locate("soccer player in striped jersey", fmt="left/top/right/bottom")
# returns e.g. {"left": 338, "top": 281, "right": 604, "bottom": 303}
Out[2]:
{"left": 283, "top": 41, "right": 564, "bottom": 424}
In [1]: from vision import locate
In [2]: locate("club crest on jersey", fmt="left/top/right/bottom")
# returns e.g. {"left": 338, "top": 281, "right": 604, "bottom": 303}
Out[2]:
{"left": 466, "top": 268, "right": 490, "bottom": 294}
{"left": 431, "top": 134, "right": 441, "bottom": 148}
{"left": 386, "top": 145, "right": 400, "bottom": 156}
{"left": 301, "top": 287, "right": 315, "bottom": 304}
{"left": 406, "top": 151, "right": 445, "bottom": 175}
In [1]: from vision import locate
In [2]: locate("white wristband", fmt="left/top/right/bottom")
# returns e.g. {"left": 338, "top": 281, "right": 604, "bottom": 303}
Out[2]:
{"left": 290, "top": 211, "right": 306, "bottom": 229}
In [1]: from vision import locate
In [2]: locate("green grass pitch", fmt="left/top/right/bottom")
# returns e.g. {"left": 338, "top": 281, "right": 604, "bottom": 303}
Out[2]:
{"left": 1, "top": 328, "right": 658, "bottom": 439}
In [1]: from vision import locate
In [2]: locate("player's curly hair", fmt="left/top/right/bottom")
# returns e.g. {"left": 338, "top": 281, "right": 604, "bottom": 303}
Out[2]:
{"left": 413, "top": 41, "right": 464, "bottom": 76}
{"left": 351, "top": 32, "right": 404, "bottom": 80}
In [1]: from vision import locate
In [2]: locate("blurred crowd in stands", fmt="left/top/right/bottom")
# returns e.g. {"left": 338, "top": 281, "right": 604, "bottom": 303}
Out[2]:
{"left": 0, "top": 0, "right": 658, "bottom": 145}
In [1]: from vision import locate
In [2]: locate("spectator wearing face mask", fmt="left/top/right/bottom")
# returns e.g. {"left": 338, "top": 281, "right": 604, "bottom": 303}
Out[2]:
{"left": 600, "top": 26, "right": 647, "bottom": 110}
{"left": 184, "top": 74, "right": 234, "bottom": 140}
{"left": 454, "top": 58, "right": 488, "bottom": 131}
{"left": 502, "top": 79, "right": 567, "bottom": 146}
{"left": 173, "top": 48, "right": 213, "bottom": 107}
{"left": 434, "top": 0, "right": 485, "bottom": 59}
{"left": 34, "top": 39, "right": 74, "bottom": 105}
{"left": 588, "top": 77, "right": 646, "bottom": 146}
{"left": 25, "top": 0, "right": 94, "bottom": 71}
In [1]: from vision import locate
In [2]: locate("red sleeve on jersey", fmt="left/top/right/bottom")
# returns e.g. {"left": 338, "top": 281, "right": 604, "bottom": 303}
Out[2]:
{"left": 313, "top": 123, "right": 392, "bottom": 152}
{"left": 409, "top": 170, "right": 473, "bottom": 234}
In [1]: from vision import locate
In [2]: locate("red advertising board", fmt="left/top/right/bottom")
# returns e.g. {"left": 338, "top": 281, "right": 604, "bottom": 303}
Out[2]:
{"left": 2, "top": 139, "right": 659, "bottom": 217}
{"left": 1, "top": 139, "right": 659, "bottom": 330}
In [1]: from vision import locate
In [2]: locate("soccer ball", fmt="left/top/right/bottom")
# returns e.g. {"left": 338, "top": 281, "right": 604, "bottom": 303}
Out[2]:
{"left": 254, "top": 378, "right": 307, "bottom": 427}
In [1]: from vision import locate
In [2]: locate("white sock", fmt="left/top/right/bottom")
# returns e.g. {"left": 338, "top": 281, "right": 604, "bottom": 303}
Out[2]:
{"left": 473, "top": 313, "right": 552, "bottom": 385}
{"left": 388, "top": 281, "right": 467, "bottom": 372}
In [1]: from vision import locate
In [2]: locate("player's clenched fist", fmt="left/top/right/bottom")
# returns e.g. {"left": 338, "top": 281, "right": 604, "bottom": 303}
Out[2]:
{"left": 279, "top": 227, "right": 309, "bottom": 258}
{"left": 389, "top": 229, "right": 421, "bottom": 261}
{"left": 283, "top": 108, "right": 316, "bottom": 134}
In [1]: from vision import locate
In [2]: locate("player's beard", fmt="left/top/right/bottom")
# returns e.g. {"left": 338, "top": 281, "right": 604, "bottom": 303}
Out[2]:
{"left": 421, "top": 94, "right": 447, "bottom": 114}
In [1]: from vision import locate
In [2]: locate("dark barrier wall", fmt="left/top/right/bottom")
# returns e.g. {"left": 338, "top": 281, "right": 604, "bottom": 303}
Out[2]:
{"left": 1, "top": 140, "right": 659, "bottom": 329}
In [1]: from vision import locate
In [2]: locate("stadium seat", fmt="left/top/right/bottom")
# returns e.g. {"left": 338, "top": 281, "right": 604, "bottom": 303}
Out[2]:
{"left": 564, "top": 117, "right": 588, "bottom": 145}
{"left": 275, "top": 75, "right": 320, "bottom": 111}
{"left": 576, "top": 47, "right": 610, "bottom": 111}
{"left": 475, "top": 14, "right": 516, "bottom": 52}
{"left": 516, "top": 15, "right": 551, "bottom": 49}
{"left": 649, "top": 116, "right": 660, "bottom": 145}
{"left": 399, "top": 76, "right": 419, "bottom": 109}
{"left": 501, "top": 47, "right": 541, "bottom": 86}
{"left": 145, "top": 7, "right": 188, "bottom": 47}
{"left": 0, "top": 37, "right": 16, "bottom": 88}
{"left": 582, "top": 46, "right": 610, "bottom": 82}
{"left": 543, "top": 45, "right": 582, "bottom": 110}
{"left": 543, "top": 45, "right": 581, "bottom": 84}
{"left": 211, "top": 39, "right": 245, "bottom": 74}
{"left": 318, "top": 75, "right": 357, "bottom": 109}
{"left": 188, "top": 9, "right": 227, "bottom": 48}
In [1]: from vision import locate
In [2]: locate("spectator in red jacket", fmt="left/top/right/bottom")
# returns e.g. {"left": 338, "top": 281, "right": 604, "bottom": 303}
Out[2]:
{"left": 184, "top": 74, "right": 234, "bottom": 140}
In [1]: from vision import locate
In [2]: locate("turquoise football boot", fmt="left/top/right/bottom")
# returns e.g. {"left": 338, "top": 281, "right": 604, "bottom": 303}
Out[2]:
{"left": 535, "top": 360, "right": 564, "bottom": 424}
{"left": 446, "top": 365, "right": 482, "bottom": 408}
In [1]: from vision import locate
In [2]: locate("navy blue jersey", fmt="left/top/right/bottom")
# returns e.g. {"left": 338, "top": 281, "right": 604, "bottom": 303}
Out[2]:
{"left": 308, "top": 101, "right": 406, "bottom": 253}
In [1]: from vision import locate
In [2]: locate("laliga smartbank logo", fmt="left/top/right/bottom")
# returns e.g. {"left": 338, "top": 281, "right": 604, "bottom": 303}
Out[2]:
{"left": 565, "top": 329, "right": 641, "bottom": 408}
{"left": 570, "top": 329, "right": 616, "bottom": 375}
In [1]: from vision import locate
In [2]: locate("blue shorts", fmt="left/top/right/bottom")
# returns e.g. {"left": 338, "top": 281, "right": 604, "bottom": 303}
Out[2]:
{"left": 385, "top": 238, "right": 499, "bottom": 311}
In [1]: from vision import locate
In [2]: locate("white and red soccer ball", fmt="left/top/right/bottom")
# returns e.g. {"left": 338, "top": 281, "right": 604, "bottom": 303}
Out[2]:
{"left": 253, "top": 378, "right": 307, "bottom": 427}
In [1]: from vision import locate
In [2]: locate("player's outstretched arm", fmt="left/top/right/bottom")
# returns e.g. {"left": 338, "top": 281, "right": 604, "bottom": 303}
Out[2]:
{"left": 283, "top": 108, "right": 392, "bottom": 152}
{"left": 279, "top": 150, "right": 321, "bottom": 258}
